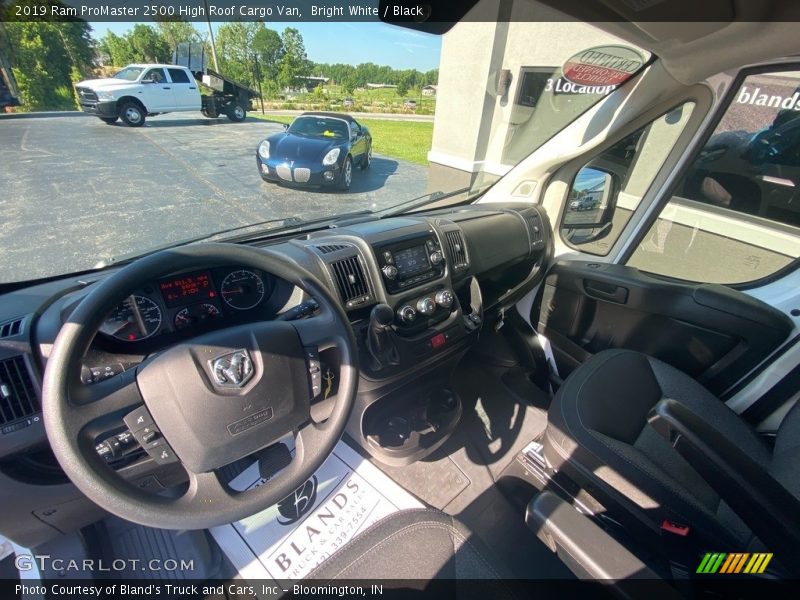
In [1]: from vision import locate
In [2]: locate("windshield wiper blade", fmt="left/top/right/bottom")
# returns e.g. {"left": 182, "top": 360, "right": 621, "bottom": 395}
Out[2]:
{"left": 91, "top": 216, "right": 303, "bottom": 269}
{"left": 381, "top": 186, "right": 473, "bottom": 217}
{"left": 91, "top": 210, "right": 378, "bottom": 269}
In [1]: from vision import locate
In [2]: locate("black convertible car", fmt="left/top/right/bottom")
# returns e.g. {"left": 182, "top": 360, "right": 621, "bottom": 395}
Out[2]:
{"left": 256, "top": 112, "right": 372, "bottom": 191}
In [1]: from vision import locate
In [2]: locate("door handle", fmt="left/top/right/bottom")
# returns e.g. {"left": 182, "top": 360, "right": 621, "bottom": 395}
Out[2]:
{"left": 584, "top": 279, "right": 629, "bottom": 304}
{"left": 189, "top": 86, "right": 197, "bottom": 90}
{"left": 162, "top": 86, "right": 171, "bottom": 89}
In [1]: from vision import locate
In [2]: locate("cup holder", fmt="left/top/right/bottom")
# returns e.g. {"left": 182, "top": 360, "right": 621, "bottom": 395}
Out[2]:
{"left": 364, "top": 385, "right": 463, "bottom": 464}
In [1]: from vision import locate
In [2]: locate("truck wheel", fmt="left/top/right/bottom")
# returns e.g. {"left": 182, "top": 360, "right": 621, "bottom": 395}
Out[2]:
{"left": 119, "top": 101, "right": 145, "bottom": 127}
{"left": 99, "top": 116, "right": 118, "bottom": 125}
{"left": 337, "top": 156, "right": 353, "bottom": 192}
{"left": 227, "top": 103, "right": 246, "bottom": 122}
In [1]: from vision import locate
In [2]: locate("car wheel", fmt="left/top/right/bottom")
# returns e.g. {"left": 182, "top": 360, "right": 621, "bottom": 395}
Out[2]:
{"left": 119, "top": 101, "right": 145, "bottom": 127}
{"left": 99, "top": 116, "right": 118, "bottom": 125}
{"left": 361, "top": 143, "right": 372, "bottom": 170}
{"left": 338, "top": 156, "right": 353, "bottom": 191}
{"left": 227, "top": 103, "right": 247, "bottom": 122}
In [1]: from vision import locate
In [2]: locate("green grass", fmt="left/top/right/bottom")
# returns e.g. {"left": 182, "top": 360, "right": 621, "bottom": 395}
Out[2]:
{"left": 252, "top": 114, "right": 433, "bottom": 166}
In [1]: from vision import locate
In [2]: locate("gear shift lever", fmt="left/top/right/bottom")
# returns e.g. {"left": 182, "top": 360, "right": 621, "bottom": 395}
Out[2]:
{"left": 366, "top": 303, "right": 400, "bottom": 370}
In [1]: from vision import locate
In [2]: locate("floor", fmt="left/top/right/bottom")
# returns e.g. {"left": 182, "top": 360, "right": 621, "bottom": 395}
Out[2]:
{"left": 372, "top": 357, "right": 573, "bottom": 579}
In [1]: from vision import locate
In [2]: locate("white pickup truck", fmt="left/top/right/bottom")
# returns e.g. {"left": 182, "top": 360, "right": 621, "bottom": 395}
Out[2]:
{"left": 75, "top": 63, "right": 255, "bottom": 127}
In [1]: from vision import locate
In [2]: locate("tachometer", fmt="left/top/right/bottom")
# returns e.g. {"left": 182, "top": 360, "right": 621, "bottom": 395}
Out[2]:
{"left": 174, "top": 303, "right": 221, "bottom": 330}
{"left": 220, "top": 270, "right": 265, "bottom": 310}
{"left": 100, "top": 295, "right": 162, "bottom": 341}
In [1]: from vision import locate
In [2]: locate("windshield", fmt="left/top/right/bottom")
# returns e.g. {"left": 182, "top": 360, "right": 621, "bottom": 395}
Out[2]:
{"left": 1, "top": 1, "right": 649, "bottom": 283}
{"left": 113, "top": 66, "right": 144, "bottom": 81}
{"left": 288, "top": 116, "right": 350, "bottom": 139}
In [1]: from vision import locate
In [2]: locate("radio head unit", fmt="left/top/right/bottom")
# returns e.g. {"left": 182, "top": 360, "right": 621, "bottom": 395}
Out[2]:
{"left": 375, "top": 234, "right": 445, "bottom": 293}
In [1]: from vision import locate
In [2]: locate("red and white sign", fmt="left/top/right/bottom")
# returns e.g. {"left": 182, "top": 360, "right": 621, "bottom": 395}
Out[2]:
{"left": 562, "top": 45, "right": 645, "bottom": 87}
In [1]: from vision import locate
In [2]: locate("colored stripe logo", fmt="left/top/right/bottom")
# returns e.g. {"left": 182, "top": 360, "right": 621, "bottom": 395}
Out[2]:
{"left": 697, "top": 553, "right": 773, "bottom": 574}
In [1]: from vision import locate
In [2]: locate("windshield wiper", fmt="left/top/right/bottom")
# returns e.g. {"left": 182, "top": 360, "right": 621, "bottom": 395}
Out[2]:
{"left": 90, "top": 211, "right": 374, "bottom": 269}
{"left": 381, "top": 186, "right": 473, "bottom": 217}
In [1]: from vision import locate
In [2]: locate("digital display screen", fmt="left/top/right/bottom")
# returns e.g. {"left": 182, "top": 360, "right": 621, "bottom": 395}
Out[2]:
{"left": 158, "top": 271, "right": 215, "bottom": 307}
{"left": 394, "top": 245, "right": 430, "bottom": 277}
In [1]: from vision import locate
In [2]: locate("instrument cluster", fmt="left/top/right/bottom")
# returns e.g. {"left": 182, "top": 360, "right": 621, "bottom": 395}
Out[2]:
{"left": 98, "top": 267, "right": 273, "bottom": 343}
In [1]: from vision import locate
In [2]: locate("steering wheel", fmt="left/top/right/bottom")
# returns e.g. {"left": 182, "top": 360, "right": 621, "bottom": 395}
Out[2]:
{"left": 42, "top": 243, "right": 358, "bottom": 530}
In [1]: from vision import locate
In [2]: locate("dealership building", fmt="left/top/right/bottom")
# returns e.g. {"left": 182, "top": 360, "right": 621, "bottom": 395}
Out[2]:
{"left": 428, "top": 12, "right": 631, "bottom": 191}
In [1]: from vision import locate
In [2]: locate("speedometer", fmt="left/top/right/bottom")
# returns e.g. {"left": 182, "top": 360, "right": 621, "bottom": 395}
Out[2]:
{"left": 99, "top": 295, "right": 162, "bottom": 341}
{"left": 220, "top": 270, "right": 265, "bottom": 310}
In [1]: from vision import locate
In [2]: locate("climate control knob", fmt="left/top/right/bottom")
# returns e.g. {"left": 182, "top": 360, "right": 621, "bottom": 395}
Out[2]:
{"left": 417, "top": 297, "right": 436, "bottom": 316}
{"left": 382, "top": 265, "right": 398, "bottom": 280}
{"left": 397, "top": 305, "right": 416, "bottom": 324}
{"left": 435, "top": 290, "right": 454, "bottom": 308}
{"left": 429, "top": 251, "right": 443, "bottom": 265}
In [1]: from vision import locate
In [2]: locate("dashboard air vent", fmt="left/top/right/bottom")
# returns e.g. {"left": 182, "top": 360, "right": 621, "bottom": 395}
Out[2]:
{"left": 524, "top": 212, "right": 544, "bottom": 245}
{"left": 0, "top": 317, "right": 23, "bottom": 339}
{"left": 0, "top": 356, "right": 39, "bottom": 426}
{"left": 330, "top": 256, "right": 371, "bottom": 308}
{"left": 314, "top": 243, "right": 351, "bottom": 254}
{"left": 445, "top": 230, "right": 469, "bottom": 269}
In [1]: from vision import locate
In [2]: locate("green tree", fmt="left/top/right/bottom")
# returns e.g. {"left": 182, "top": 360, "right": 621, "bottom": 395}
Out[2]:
{"left": 396, "top": 73, "right": 412, "bottom": 97}
{"left": 278, "top": 27, "right": 309, "bottom": 90}
{"left": 6, "top": 20, "right": 94, "bottom": 110}
{"left": 155, "top": 21, "right": 201, "bottom": 49}
{"left": 127, "top": 24, "right": 170, "bottom": 63}
{"left": 252, "top": 26, "right": 283, "bottom": 83}
{"left": 98, "top": 31, "right": 133, "bottom": 66}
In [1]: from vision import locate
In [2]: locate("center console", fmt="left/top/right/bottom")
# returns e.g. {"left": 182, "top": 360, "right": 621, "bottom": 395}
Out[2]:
{"left": 306, "top": 217, "right": 482, "bottom": 466}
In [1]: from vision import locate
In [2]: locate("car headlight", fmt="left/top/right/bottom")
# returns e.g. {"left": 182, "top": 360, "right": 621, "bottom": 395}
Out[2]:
{"left": 322, "top": 148, "right": 340, "bottom": 166}
{"left": 258, "top": 140, "right": 270, "bottom": 159}
{"left": 96, "top": 90, "right": 114, "bottom": 101}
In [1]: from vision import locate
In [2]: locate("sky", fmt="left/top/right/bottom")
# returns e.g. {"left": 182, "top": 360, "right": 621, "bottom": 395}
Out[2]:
{"left": 89, "top": 21, "right": 442, "bottom": 72}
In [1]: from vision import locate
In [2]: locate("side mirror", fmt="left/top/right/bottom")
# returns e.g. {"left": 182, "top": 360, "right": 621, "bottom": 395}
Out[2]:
{"left": 562, "top": 167, "right": 617, "bottom": 228}
{"left": 560, "top": 167, "right": 618, "bottom": 245}
{"left": 283, "top": 123, "right": 289, "bottom": 131}
{"left": 141, "top": 77, "right": 155, "bottom": 84}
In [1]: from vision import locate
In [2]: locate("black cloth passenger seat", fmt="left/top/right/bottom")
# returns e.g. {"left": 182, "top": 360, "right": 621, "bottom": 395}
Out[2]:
{"left": 544, "top": 349, "right": 800, "bottom": 562}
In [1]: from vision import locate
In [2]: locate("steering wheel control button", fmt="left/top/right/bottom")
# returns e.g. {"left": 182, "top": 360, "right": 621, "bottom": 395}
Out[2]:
{"left": 141, "top": 430, "right": 158, "bottom": 444}
{"left": 152, "top": 443, "right": 179, "bottom": 465}
{"left": 123, "top": 406, "right": 154, "bottom": 432}
{"left": 308, "top": 358, "right": 322, "bottom": 397}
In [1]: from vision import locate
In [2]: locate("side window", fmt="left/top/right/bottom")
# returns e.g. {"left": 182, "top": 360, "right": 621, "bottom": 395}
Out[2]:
{"left": 560, "top": 102, "right": 696, "bottom": 255}
{"left": 629, "top": 70, "right": 800, "bottom": 285}
{"left": 143, "top": 68, "right": 165, "bottom": 83}
{"left": 167, "top": 68, "right": 191, "bottom": 84}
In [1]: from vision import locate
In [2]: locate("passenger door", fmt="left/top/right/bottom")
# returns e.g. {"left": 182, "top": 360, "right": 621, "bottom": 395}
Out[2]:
{"left": 167, "top": 68, "right": 200, "bottom": 111}
{"left": 138, "top": 68, "right": 174, "bottom": 112}
{"left": 350, "top": 120, "right": 367, "bottom": 161}
{"left": 537, "top": 70, "right": 800, "bottom": 401}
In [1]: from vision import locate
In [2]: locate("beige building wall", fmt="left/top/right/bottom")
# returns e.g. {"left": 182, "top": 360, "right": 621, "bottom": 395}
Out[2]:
{"left": 429, "top": 18, "right": 632, "bottom": 188}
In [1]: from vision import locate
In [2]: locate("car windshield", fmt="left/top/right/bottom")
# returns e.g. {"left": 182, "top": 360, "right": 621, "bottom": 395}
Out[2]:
{"left": 288, "top": 116, "right": 349, "bottom": 139}
{"left": 113, "top": 66, "right": 144, "bottom": 81}
{"left": 0, "top": 1, "right": 650, "bottom": 283}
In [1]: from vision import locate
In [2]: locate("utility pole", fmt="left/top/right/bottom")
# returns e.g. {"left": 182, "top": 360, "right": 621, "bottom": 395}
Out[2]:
{"left": 201, "top": 0, "right": 219, "bottom": 72}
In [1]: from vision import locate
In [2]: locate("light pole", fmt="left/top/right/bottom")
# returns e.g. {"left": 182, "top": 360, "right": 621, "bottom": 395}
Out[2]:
{"left": 201, "top": 0, "right": 219, "bottom": 72}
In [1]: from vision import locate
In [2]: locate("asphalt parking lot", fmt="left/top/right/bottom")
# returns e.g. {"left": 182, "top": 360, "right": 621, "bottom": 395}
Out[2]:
{"left": 0, "top": 112, "right": 430, "bottom": 283}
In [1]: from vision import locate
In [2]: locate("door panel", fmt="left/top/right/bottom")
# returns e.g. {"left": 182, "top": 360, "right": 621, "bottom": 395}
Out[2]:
{"left": 536, "top": 260, "right": 793, "bottom": 396}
